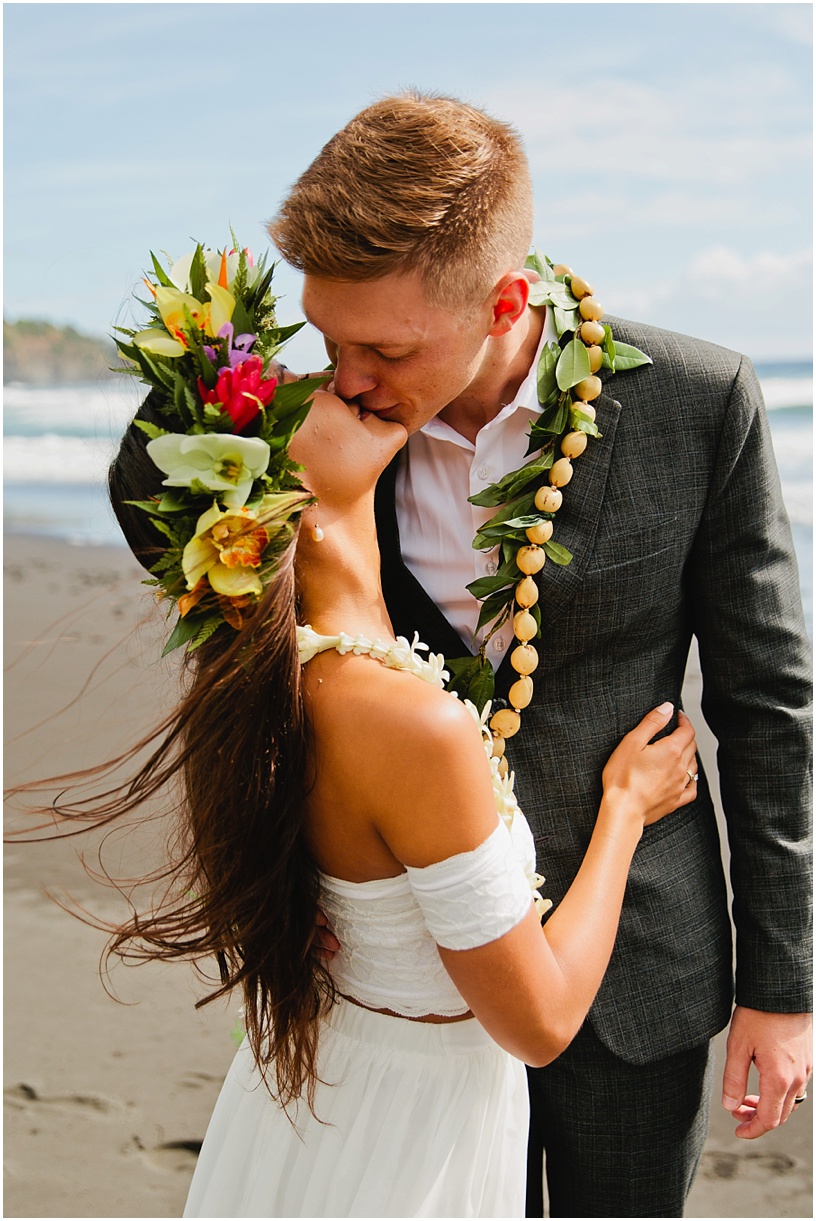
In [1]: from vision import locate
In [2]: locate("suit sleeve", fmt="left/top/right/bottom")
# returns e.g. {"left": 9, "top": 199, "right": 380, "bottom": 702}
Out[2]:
{"left": 689, "top": 356, "right": 812, "bottom": 1013}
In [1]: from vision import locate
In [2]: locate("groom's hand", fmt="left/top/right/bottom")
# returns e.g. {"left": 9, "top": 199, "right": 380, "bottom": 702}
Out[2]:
{"left": 722, "top": 1006, "right": 812, "bottom": 1138}
{"left": 314, "top": 908, "right": 341, "bottom": 961}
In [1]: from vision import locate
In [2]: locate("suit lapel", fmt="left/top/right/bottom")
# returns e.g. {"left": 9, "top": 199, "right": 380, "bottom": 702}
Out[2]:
{"left": 492, "top": 388, "right": 622, "bottom": 690}
{"left": 375, "top": 457, "right": 473, "bottom": 659}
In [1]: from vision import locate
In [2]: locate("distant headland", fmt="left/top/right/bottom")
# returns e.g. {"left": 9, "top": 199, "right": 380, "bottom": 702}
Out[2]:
{"left": 3, "top": 319, "right": 119, "bottom": 385}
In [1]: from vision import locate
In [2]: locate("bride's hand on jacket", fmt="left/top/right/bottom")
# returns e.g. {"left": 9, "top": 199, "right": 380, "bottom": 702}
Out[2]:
{"left": 602, "top": 704, "right": 698, "bottom": 828}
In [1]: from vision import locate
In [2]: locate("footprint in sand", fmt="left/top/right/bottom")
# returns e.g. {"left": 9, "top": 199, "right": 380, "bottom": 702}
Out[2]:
{"left": 4, "top": 1082, "right": 125, "bottom": 1117}
{"left": 127, "top": 1133, "right": 203, "bottom": 1174}
{"left": 699, "top": 1149, "right": 796, "bottom": 1181}
{"left": 175, "top": 1070, "right": 221, "bottom": 1091}
{"left": 7, "top": 1083, "right": 204, "bottom": 1177}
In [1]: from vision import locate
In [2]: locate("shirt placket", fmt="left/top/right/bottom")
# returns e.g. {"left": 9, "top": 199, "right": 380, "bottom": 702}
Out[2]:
{"left": 469, "top": 431, "right": 513, "bottom": 664}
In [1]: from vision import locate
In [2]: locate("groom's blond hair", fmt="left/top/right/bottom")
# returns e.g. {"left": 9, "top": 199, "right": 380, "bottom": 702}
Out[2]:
{"left": 268, "top": 92, "right": 533, "bottom": 311}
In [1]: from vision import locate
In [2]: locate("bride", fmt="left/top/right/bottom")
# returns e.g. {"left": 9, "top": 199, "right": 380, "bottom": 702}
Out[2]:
{"left": 96, "top": 243, "right": 697, "bottom": 1217}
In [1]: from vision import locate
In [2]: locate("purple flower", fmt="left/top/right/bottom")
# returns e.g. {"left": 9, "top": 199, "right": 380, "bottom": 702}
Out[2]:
{"left": 204, "top": 322, "right": 257, "bottom": 368}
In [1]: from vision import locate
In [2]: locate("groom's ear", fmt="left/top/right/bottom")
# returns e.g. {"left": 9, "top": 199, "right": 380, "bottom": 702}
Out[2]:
{"left": 487, "top": 272, "right": 531, "bottom": 336}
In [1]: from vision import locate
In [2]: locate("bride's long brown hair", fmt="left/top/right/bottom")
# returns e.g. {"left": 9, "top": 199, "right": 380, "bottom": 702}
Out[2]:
{"left": 13, "top": 390, "right": 334, "bottom": 1112}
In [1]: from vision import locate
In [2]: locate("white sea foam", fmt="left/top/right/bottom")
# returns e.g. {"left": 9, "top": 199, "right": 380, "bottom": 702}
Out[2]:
{"left": 760, "top": 377, "right": 813, "bottom": 411}
{"left": 4, "top": 379, "right": 812, "bottom": 528}
{"left": 4, "top": 433, "right": 116, "bottom": 483}
{"left": 4, "top": 381, "right": 141, "bottom": 437}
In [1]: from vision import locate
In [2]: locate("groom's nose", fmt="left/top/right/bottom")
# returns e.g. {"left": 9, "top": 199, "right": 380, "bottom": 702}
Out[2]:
{"left": 331, "top": 350, "right": 379, "bottom": 401}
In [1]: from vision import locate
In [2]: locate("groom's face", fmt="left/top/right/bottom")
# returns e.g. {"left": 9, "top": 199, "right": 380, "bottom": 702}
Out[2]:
{"left": 301, "top": 271, "right": 492, "bottom": 435}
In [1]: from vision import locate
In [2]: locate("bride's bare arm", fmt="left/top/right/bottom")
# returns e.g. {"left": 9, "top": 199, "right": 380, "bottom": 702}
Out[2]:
{"left": 356, "top": 684, "right": 696, "bottom": 1066}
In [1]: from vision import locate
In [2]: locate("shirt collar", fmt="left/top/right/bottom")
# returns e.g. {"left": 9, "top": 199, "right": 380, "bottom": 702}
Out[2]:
{"left": 418, "top": 306, "right": 558, "bottom": 449}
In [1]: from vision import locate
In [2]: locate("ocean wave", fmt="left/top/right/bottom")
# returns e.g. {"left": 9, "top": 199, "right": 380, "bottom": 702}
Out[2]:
{"left": 760, "top": 377, "right": 813, "bottom": 411}
{"left": 4, "top": 374, "right": 812, "bottom": 437}
{"left": 4, "top": 381, "right": 141, "bottom": 438}
{"left": 4, "top": 434, "right": 116, "bottom": 483}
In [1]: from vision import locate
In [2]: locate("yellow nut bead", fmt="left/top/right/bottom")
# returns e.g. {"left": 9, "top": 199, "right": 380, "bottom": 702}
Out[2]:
{"left": 549, "top": 457, "right": 573, "bottom": 488}
{"left": 513, "top": 609, "right": 538, "bottom": 641}
{"left": 511, "top": 643, "right": 539, "bottom": 675}
{"left": 534, "top": 486, "right": 563, "bottom": 513}
{"left": 580, "top": 320, "right": 606, "bottom": 345}
{"left": 573, "top": 403, "right": 596, "bottom": 422}
{"left": 552, "top": 263, "right": 573, "bottom": 277}
{"left": 516, "top": 544, "right": 546, "bottom": 575}
{"left": 574, "top": 375, "right": 602, "bottom": 402}
{"left": 490, "top": 732, "right": 506, "bottom": 758}
{"left": 525, "top": 519, "right": 553, "bottom": 545}
{"left": 579, "top": 297, "right": 604, "bottom": 322}
{"left": 515, "top": 576, "right": 539, "bottom": 608}
{"left": 490, "top": 708, "right": 521, "bottom": 738}
{"left": 570, "top": 275, "right": 593, "bottom": 299}
{"left": 561, "top": 430, "right": 588, "bottom": 459}
{"left": 586, "top": 345, "right": 604, "bottom": 373}
{"left": 497, "top": 756, "right": 509, "bottom": 778}
{"left": 508, "top": 675, "right": 534, "bottom": 710}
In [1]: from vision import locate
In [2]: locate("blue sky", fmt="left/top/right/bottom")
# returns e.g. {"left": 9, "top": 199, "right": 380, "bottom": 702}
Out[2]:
{"left": 4, "top": 2, "right": 812, "bottom": 370}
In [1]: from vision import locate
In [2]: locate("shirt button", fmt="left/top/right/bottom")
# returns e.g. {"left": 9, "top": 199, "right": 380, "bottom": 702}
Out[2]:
{"left": 485, "top": 559, "right": 497, "bottom": 575}
{"left": 476, "top": 465, "right": 491, "bottom": 481}
{"left": 495, "top": 637, "right": 506, "bottom": 652}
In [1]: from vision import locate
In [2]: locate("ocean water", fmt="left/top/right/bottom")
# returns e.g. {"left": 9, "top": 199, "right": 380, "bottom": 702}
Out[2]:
{"left": 4, "top": 365, "right": 812, "bottom": 632}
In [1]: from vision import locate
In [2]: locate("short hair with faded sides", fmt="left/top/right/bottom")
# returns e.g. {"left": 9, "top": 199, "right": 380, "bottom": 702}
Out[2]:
{"left": 268, "top": 92, "right": 533, "bottom": 311}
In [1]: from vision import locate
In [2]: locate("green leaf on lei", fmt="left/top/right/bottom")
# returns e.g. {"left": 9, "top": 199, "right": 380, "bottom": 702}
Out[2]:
{"left": 466, "top": 556, "right": 520, "bottom": 600}
{"left": 556, "top": 337, "right": 591, "bottom": 391}
{"left": 552, "top": 306, "right": 580, "bottom": 338}
{"left": 444, "top": 654, "right": 496, "bottom": 710}
{"left": 536, "top": 342, "right": 560, "bottom": 407}
{"left": 543, "top": 540, "right": 573, "bottom": 565}
{"left": 609, "top": 341, "right": 653, "bottom": 372}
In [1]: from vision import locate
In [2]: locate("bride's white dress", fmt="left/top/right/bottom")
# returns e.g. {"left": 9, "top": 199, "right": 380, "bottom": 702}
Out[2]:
{"left": 183, "top": 630, "right": 547, "bottom": 1219}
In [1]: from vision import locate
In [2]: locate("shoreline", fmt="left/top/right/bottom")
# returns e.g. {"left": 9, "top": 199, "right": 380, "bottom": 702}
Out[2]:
{"left": 4, "top": 533, "right": 812, "bottom": 1218}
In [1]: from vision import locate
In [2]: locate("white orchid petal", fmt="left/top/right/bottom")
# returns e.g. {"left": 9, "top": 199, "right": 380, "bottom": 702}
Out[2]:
{"left": 168, "top": 252, "right": 196, "bottom": 292}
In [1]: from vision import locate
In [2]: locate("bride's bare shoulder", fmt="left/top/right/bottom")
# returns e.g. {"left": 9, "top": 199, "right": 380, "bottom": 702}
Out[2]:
{"left": 303, "top": 651, "right": 496, "bottom": 857}
{"left": 304, "top": 649, "right": 473, "bottom": 739}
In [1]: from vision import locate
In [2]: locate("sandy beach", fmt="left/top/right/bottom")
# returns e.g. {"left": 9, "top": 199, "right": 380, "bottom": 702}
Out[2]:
{"left": 4, "top": 533, "right": 812, "bottom": 1218}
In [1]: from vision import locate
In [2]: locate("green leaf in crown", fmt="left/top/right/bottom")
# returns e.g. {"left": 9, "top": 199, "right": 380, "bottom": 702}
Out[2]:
{"left": 445, "top": 253, "right": 651, "bottom": 776}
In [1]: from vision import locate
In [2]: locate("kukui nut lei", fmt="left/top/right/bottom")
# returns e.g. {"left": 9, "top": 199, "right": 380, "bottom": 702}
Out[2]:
{"left": 444, "top": 253, "right": 651, "bottom": 774}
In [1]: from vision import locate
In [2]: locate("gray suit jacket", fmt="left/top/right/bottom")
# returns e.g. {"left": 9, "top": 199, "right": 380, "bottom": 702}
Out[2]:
{"left": 375, "top": 317, "right": 812, "bottom": 1064}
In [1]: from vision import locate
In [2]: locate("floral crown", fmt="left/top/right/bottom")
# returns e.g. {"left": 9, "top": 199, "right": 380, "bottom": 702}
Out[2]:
{"left": 114, "top": 237, "right": 327, "bottom": 655}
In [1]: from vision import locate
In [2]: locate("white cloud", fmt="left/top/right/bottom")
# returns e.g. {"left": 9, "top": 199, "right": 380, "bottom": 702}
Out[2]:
{"left": 606, "top": 245, "right": 812, "bottom": 358}
{"left": 687, "top": 245, "right": 813, "bottom": 298}
{"left": 742, "top": 4, "right": 814, "bottom": 47}
{"left": 486, "top": 66, "right": 808, "bottom": 190}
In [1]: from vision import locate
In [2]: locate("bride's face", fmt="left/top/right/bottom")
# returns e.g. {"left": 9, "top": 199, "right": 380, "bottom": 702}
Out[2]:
{"left": 290, "top": 390, "right": 407, "bottom": 508}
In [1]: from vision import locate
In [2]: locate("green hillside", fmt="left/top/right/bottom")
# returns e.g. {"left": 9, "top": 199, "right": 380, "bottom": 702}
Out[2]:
{"left": 4, "top": 319, "right": 119, "bottom": 385}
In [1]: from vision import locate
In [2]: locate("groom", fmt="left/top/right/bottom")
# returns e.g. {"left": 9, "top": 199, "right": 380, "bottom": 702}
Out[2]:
{"left": 269, "top": 93, "right": 812, "bottom": 1217}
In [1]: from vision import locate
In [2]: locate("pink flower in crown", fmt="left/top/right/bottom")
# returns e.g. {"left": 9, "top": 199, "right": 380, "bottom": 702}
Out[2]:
{"left": 198, "top": 356, "right": 278, "bottom": 433}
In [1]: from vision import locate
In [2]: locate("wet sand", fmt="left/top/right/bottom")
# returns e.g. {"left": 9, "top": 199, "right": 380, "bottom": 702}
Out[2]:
{"left": 4, "top": 534, "right": 812, "bottom": 1218}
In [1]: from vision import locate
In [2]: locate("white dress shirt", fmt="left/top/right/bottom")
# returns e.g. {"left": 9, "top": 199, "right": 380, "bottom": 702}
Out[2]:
{"left": 395, "top": 309, "right": 558, "bottom": 667}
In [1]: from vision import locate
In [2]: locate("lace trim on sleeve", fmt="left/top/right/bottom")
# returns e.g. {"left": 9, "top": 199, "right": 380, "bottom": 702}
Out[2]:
{"left": 405, "top": 822, "right": 533, "bottom": 951}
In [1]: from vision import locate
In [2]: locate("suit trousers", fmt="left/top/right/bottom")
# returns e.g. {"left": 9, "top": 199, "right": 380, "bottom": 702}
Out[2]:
{"left": 526, "top": 1024, "right": 713, "bottom": 1218}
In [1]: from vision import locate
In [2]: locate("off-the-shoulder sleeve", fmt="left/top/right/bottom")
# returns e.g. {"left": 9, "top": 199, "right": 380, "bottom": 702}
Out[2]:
{"left": 405, "top": 822, "right": 533, "bottom": 950}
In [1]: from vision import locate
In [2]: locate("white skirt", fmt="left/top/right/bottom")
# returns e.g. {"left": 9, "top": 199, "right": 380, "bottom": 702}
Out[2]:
{"left": 183, "top": 998, "right": 528, "bottom": 1217}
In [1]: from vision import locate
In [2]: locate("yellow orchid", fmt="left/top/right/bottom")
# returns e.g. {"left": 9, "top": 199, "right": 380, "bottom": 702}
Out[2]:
{"left": 205, "top": 284, "right": 236, "bottom": 336}
{"left": 181, "top": 491, "right": 312, "bottom": 598}
{"left": 132, "top": 327, "right": 187, "bottom": 358}
{"left": 157, "top": 284, "right": 236, "bottom": 342}
{"left": 182, "top": 502, "right": 269, "bottom": 598}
